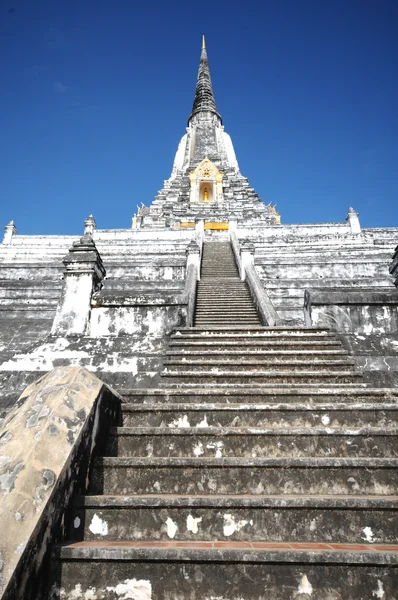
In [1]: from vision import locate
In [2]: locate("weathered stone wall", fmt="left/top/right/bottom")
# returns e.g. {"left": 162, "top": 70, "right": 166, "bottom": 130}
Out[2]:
{"left": 243, "top": 224, "right": 397, "bottom": 325}
{"left": 0, "top": 228, "right": 196, "bottom": 414}
{"left": 237, "top": 223, "right": 398, "bottom": 384}
{"left": 1, "top": 218, "right": 397, "bottom": 409}
{"left": 305, "top": 290, "right": 398, "bottom": 334}
{"left": 0, "top": 367, "right": 121, "bottom": 600}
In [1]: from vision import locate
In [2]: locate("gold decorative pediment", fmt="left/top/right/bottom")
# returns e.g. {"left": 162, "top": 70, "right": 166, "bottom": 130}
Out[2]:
{"left": 189, "top": 158, "right": 223, "bottom": 181}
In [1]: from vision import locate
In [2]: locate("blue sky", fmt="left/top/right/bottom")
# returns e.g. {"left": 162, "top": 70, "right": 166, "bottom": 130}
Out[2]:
{"left": 0, "top": 0, "right": 397, "bottom": 234}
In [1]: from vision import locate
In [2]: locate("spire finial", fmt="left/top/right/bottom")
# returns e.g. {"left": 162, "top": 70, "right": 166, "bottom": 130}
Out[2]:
{"left": 188, "top": 35, "right": 222, "bottom": 125}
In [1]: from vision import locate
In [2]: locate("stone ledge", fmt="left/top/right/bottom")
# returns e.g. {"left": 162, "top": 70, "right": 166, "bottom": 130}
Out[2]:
{"left": 309, "top": 289, "right": 398, "bottom": 305}
{"left": 92, "top": 291, "right": 187, "bottom": 307}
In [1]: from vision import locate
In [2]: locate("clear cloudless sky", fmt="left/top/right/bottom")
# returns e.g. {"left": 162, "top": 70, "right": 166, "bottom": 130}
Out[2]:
{"left": 0, "top": 0, "right": 397, "bottom": 234}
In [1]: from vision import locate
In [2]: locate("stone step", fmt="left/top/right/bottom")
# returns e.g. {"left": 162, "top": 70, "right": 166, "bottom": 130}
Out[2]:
{"left": 194, "top": 315, "right": 260, "bottom": 320}
{"left": 197, "top": 288, "right": 248, "bottom": 292}
{"left": 194, "top": 321, "right": 261, "bottom": 326}
{"left": 197, "top": 281, "right": 247, "bottom": 285}
{"left": 196, "top": 293, "right": 253, "bottom": 299}
{"left": 194, "top": 311, "right": 259, "bottom": 316}
{"left": 198, "top": 277, "right": 245, "bottom": 281}
{"left": 173, "top": 326, "right": 331, "bottom": 333}
{"left": 199, "top": 277, "right": 240, "bottom": 281}
{"left": 195, "top": 300, "right": 256, "bottom": 305}
{"left": 163, "top": 382, "right": 366, "bottom": 389}
{"left": 195, "top": 302, "right": 254, "bottom": 308}
{"left": 197, "top": 283, "right": 248, "bottom": 287}
{"left": 192, "top": 319, "right": 261, "bottom": 324}
{"left": 200, "top": 274, "right": 240, "bottom": 277}
{"left": 163, "top": 359, "right": 356, "bottom": 372}
{"left": 76, "top": 494, "right": 398, "bottom": 544}
{"left": 161, "top": 370, "right": 361, "bottom": 385}
{"left": 194, "top": 308, "right": 257, "bottom": 312}
{"left": 168, "top": 341, "right": 344, "bottom": 351}
{"left": 55, "top": 543, "right": 398, "bottom": 599}
{"left": 196, "top": 287, "right": 250, "bottom": 292}
{"left": 200, "top": 264, "right": 238, "bottom": 267}
{"left": 171, "top": 331, "right": 335, "bottom": 339}
{"left": 90, "top": 456, "right": 398, "bottom": 495}
{"left": 195, "top": 301, "right": 253, "bottom": 306}
{"left": 122, "top": 387, "right": 389, "bottom": 404}
{"left": 194, "top": 312, "right": 258, "bottom": 318}
{"left": 198, "top": 269, "right": 241, "bottom": 273}
{"left": 166, "top": 349, "right": 350, "bottom": 357}
{"left": 200, "top": 274, "right": 239, "bottom": 278}
{"left": 196, "top": 292, "right": 252, "bottom": 297}
{"left": 194, "top": 319, "right": 261, "bottom": 324}
{"left": 195, "top": 304, "right": 254, "bottom": 309}
{"left": 171, "top": 335, "right": 337, "bottom": 342}
{"left": 121, "top": 402, "right": 398, "bottom": 428}
{"left": 196, "top": 294, "right": 252, "bottom": 300}
{"left": 106, "top": 426, "right": 396, "bottom": 458}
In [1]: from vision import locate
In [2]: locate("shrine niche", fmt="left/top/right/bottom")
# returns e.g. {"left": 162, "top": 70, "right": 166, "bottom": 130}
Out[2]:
{"left": 189, "top": 158, "right": 223, "bottom": 204}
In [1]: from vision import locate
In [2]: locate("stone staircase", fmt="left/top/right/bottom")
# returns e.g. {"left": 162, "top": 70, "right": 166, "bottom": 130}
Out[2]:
{"left": 53, "top": 242, "right": 398, "bottom": 599}
{"left": 194, "top": 242, "right": 261, "bottom": 327}
{"left": 162, "top": 327, "right": 362, "bottom": 387}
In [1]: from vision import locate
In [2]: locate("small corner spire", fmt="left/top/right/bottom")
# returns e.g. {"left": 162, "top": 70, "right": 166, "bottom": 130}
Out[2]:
{"left": 202, "top": 34, "right": 206, "bottom": 50}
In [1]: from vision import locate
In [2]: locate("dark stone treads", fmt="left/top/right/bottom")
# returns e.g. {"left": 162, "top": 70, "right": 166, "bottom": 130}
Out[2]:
{"left": 194, "top": 242, "right": 261, "bottom": 327}
{"left": 106, "top": 426, "right": 397, "bottom": 458}
{"left": 57, "top": 542, "right": 398, "bottom": 599}
{"left": 161, "top": 327, "right": 362, "bottom": 387}
{"left": 54, "top": 325, "right": 398, "bottom": 597}
{"left": 77, "top": 503, "right": 398, "bottom": 541}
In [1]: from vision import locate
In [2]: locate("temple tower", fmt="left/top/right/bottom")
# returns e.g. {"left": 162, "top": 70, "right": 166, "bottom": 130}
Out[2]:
{"left": 134, "top": 36, "right": 280, "bottom": 229}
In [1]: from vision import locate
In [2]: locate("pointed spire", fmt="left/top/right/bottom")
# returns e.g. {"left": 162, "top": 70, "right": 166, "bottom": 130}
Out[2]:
{"left": 188, "top": 35, "right": 222, "bottom": 125}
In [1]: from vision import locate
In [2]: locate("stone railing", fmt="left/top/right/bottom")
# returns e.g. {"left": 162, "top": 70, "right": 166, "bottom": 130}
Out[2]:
{"left": 229, "top": 226, "right": 281, "bottom": 327}
{"left": 184, "top": 240, "right": 201, "bottom": 327}
{"left": 0, "top": 367, "right": 121, "bottom": 600}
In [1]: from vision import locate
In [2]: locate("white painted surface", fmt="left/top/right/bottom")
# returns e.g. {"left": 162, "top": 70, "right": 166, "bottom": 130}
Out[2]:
{"left": 221, "top": 130, "right": 239, "bottom": 171}
{"left": 223, "top": 514, "right": 252, "bottom": 537}
{"left": 52, "top": 272, "right": 93, "bottom": 336}
{"left": 88, "top": 514, "right": 108, "bottom": 536}
{"left": 106, "top": 579, "right": 152, "bottom": 599}
{"left": 193, "top": 442, "right": 204, "bottom": 456}
{"left": 186, "top": 514, "right": 202, "bottom": 534}
{"left": 64, "top": 584, "right": 83, "bottom": 599}
{"left": 298, "top": 575, "right": 313, "bottom": 595}
{"left": 169, "top": 415, "right": 190, "bottom": 428}
{"left": 206, "top": 441, "right": 224, "bottom": 458}
{"left": 372, "top": 580, "right": 385, "bottom": 598}
{"left": 171, "top": 134, "right": 188, "bottom": 178}
{"left": 309, "top": 518, "right": 317, "bottom": 532}
{"left": 165, "top": 516, "right": 178, "bottom": 539}
{"left": 362, "top": 526, "right": 375, "bottom": 543}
